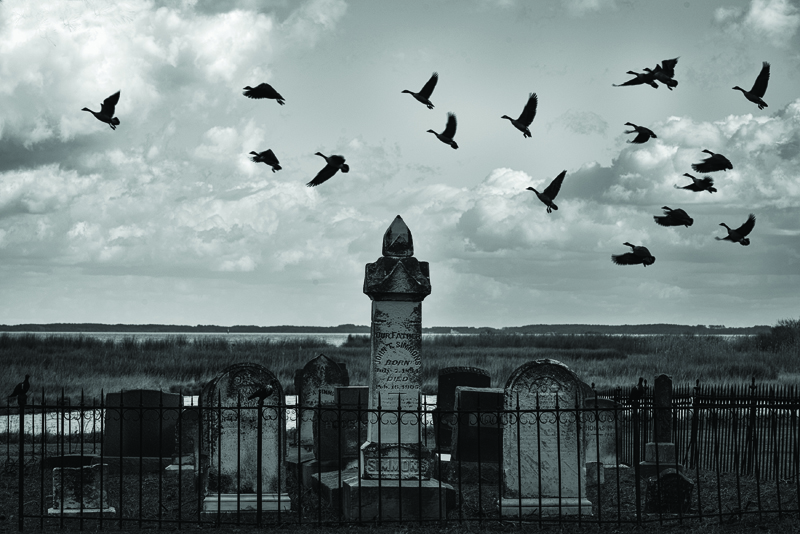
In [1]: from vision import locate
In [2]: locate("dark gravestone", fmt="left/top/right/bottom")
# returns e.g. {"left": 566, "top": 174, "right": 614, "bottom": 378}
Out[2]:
{"left": 433, "top": 367, "right": 491, "bottom": 453}
{"left": 640, "top": 374, "right": 681, "bottom": 477}
{"left": 104, "top": 390, "right": 182, "bottom": 457}
{"left": 314, "top": 386, "right": 369, "bottom": 467}
{"left": 450, "top": 386, "right": 503, "bottom": 463}
{"left": 644, "top": 468, "right": 694, "bottom": 513}
{"left": 296, "top": 355, "right": 349, "bottom": 450}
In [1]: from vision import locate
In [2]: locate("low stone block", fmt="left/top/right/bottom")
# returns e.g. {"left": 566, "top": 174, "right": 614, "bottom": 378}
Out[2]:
{"left": 499, "top": 497, "right": 592, "bottom": 517}
{"left": 201, "top": 493, "right": 291, "bottom": 513}
{"left": 586, "top": 461, "right": 604, "bottom": 486}
{"left": 49, "top": 464, "right": 115, "bottom": 515}
{"left": 644, "top": 468, "right": 694, "bottom": 514}
{"left": 341, "top": 476, "right": 454, "bottom": 521}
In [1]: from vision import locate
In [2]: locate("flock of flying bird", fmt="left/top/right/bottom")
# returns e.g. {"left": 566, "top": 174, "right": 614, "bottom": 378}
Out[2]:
{"left": 80, "top": 56, "right": 774, "bottom": 269}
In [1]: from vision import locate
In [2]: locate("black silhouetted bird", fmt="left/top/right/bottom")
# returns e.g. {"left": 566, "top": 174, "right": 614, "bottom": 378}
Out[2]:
{"left": 82, "top": 91, "right": 121, "bottom": 130}
{"left": 501, "top": 93, "right": 538, "bottom": 138}
{"left": 307, "top": 152, "right": 349, "bottom": 187}
{"left": 8, "top": 375, "right": 30, "bottom": 406}
{"left": 716, "top": 213, "right": 756, "bottom": 246}
{"left": 612, "top": 242, "right": 656, "bottom": 267}
{"left": 675, "top": 173, "right": 717, "bottom": 193}
{"left": 527, "top": 170, "right": 566, "bottom": 213}
{"left": 647, "top": 57, "right": 679, "bottom": 90}
{"left": 247, "top": 385, "right": 274, "bottom": 403}
{"left": 402, "top": 72, "right": 438, "bottom": 109}
{"left": 243, "top": 83, "right": 285, "bottom": 105}
{"left": 624, "top": 122, "right": 657, "bottom": 144}
{"left": 427, "top": 112, "right": 458, "bottom": 149}
{"left": 250, "top": 149, "right": 281, "bottom": 172}
{"left": 692, "top": 150, "right": 733, "bottom": 173}
{"left": 628, "top": 377, "right": 645, "bottom": 404}
{"left": 733, "top": 62, "right": 770, "bottom": 110}
{"left": 613, "top": 70, "right": 658, "bottom": 89}
{"left": 654, "top": 206, "right": 693, "bottom": 227}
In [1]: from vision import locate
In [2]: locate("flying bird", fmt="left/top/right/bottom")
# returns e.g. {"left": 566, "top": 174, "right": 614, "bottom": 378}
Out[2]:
{"left": 654, "top": 206, "right": 693, "bottom": 227}
{"left": 427, "top": 112, "right": 459, "bottom": 149}
{"left": 716, "top": 213, "right": 756, "bottom": 246}
{"left": 613, "top": 70, "right": 658, "bottom": 89}
{"left": 307, "top": 152, "right": 349, "bottom": 187}
{"left": 250, "top": 149, "right": 281, "bottom": 172}
{"left": 692, "top": 150, "right": 732, "bottom": 173}
{"left": 647, "top": 57, "right": 679, "bottom": 90}
{"left": 243, "top": 83, "right": 285, "bottom": 105}
{"left": 733, "top": 62, "right": 770, "bottom": 110}
{"left": 82, "top": 91, "right": 121, "bottom": 130}
{"left": 624, "top": 122, "right": 657, "bottom": 144}
{"left": 7, "top": 375, "right": 30, "bottom": 407}
{"left": 675, "top": 173, "right": 717, "bottom": 193}
{"left": 526, "top": 170, "right": 566, "bottom": 213}
{"left": 501, "top": 93, "right": 538, "bottom": 138}
{"left": 402, "top": 72, "right": 438, "bottom": 109}
{"left": 612, "top": 242, "right": 656, "bottom": 267}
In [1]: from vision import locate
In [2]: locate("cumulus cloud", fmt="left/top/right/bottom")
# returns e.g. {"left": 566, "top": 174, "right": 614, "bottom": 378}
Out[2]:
{"left": 561, "top": 0, "right": 616, "bottom": 16}
{"left": 715, "top": 0, "right": 800, "bottom": 47}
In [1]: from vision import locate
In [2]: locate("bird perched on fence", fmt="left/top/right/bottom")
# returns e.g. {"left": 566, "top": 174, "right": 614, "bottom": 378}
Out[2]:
{"left": 501, "top": 92, "right": 538, "bottom": 138}
{"left": 250, "top": 149, "right": 281, "bottom": 172}
{"left": 624, "top": 122, "right": 657, "bottom": 144}
{"left": 82, "top": 91, "right": 121, "bottom": 130}
{"left": 612, "top": 242, "right": 656, "bottom": 267}
{"left": 647, "top": 57, "right": 679, "bottom": 90}
{"left": 307, "top": 152, "right": 349, "bottom": 187}
{"left": 427, "top": 112, "right": 459, "bottom": 149}
{"left": 692, "top": 150, "right": 733, "bottom": 173}
{"left": 613, "top": 70, "right": 658, "bottom": 89}
{"left": 526, "top": 170, "right": 566, "bottom": 213}
{"left": 402, "top": 72, "right": 438, "bottom": 109}
{"left": 7, "top": 375, "right": 30, "bottom": 407}
{"left": 654, "top": 206, "right": 694, "bottom": 227}
{"left": 243, "top": 83, "right": 285, "bottom": 105}
{"left": 674, "top": 173, "right": 717, "bottom": 193}
{"left": 733, "top": 62, "right": 770, "bottom": 110}
{"left": 716, "top": 213, "right": 756, "bottom": 246}
{"left": 247, "top": 385, "right": 274, "bottom": 403}
{"left": 628, "top": 377, "right": 645, "bottom": 405}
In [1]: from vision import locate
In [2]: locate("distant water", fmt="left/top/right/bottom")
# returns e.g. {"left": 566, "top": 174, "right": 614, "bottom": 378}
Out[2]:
{"left": 8, "top": 331, "right": 362, "bottom": 347}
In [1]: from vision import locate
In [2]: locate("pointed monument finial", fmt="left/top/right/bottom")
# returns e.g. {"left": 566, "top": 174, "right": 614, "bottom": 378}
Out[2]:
{"left": 382, "top": 215, "right": 413, "bottom": 257}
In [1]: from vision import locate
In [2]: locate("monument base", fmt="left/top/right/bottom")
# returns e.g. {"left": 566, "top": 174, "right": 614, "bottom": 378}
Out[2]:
{"left": 312, "top": 463, "right": 360, "bottom": 506}
{"left": 202, "top": 493, "right": 291, "bottom": 513}
{"left": 341, "top": 476, "right": 454, "bottom": 521}
{"left": 586, "top": 462, "right": 604, "bottom": 486}
{"left": 639, "top": 442, "right": 682, "bottom": 478}
{"left": 301, "top": 459, "right": 349, "bottom": 489}
{"left": 499, "top": 497, "right": 592, "bottom": 517}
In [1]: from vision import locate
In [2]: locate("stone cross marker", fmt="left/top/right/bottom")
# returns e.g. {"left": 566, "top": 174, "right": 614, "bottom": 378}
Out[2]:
{"left": 297, "top": 353, "right": 349, "bottom": 450}
{"left": 199, "top": 363, "right": 289, "bottom": 512}
{"left": 501, "top": 359, "right": 591, "bottom": 516}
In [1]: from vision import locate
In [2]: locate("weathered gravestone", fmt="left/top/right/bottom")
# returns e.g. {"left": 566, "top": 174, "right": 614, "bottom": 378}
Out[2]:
{"left": 198, "top": 363, "right": 289, "bottom": 513}
{"left": 501, "top": 359, "right": 592, "bottom": 516}
{"left": 339, "top": 215, "right": 454, "bottom": 521}
{"left": 583, "top": 397, "right": 622, "bottom": 485}
{"left": 433, "top": 367, "right": 491, "bottom": 454}
{"left": 104, "top": 390, "right": 182, "bottom": 463}
{"left": 296, "top": 355, "right": 349, "bottom": 450}
{"left": 644, "top": 468, "right": 694, "bottom": 513}
{"left": 49, "top": 463, "right": 114, "bottom": 515}
{"left": 639, "top": 374, "right": 682, "bottom": 478}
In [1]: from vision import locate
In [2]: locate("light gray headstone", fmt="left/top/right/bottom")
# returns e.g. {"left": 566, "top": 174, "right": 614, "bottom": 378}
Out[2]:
{"left": 297, "top": 354, "right": 349, "bottom": 449}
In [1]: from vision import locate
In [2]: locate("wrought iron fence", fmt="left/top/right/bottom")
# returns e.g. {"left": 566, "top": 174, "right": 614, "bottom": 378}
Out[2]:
{"left": 0, "top": 383, "right": 798, "bottom": 530}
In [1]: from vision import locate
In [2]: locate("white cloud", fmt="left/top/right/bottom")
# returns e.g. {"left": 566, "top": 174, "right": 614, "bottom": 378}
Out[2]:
{"left": 561, "top": 0, "right": 616, "bottom": 16}
{"left": 715, "top": 0, "right": 800, "bottom": 47}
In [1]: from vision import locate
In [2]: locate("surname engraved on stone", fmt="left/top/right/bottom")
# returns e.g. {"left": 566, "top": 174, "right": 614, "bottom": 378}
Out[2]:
{"left": 365, "top": 458, "right": 421, "bottom": 474}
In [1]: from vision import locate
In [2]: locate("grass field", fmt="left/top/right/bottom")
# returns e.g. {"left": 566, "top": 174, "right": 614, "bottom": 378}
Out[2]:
{"left": 1, "top": 318, "right": 798, "bottom": 404}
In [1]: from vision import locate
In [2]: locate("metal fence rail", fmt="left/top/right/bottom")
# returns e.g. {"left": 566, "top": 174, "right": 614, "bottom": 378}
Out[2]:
{"left": 1, "top": 383, "right": 799, "bottom": 530}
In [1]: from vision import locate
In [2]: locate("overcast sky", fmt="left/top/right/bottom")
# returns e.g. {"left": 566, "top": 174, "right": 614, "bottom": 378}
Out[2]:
{"left": 0, "top": 0, "right": 799, "bottom": 328}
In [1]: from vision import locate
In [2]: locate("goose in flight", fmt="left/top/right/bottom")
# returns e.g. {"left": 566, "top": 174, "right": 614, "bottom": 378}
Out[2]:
{"left": 307, "top": 152, "right": 349, "bottom": 187}
{"left": 501, "top": 92, "right": 538, "bottom": 138}
{"left": 646, "top": 57, "right": 679, "bottom": 90}
{"left": 526, "top": 170, "right": 566, "bottom": 213}
{"left": 243, "top": 83, "right": 285, "bottom": 105}
{"left": 7, "top": 375, "right": 30, "bottom": 406}
{"left": 624, "top": 122, "right": 657, "bottom": 144}
{"left": 716, "top": 213, "right": 756, "bottom": 246}
{"left": 692, "top": 150, "right": 732, "bottom": 173}
{"left": 250, "top": 149, "right": 281, "bottom": 172}
{"left": 654, "top": 206, "right": 693, "bottom": 227}
{"left": 733, "top": 62, "right": 770, "bottom": 110}
{"left": 612, "top": 242, "right": 656, "bottom": 267}
{"left": 613, "top": 70, "right": 658, "bottom": 89}
{"left": 402, "top": 72, "right": 438, "bottom": 109}
{"left": 674, "top": 173, "right": 717, "bottom": 193}
{"left": 82, "top": 91, "right": 121, "bottom": 130}
{"left": 427, "top": 112, "right": 459, "bottom": 149}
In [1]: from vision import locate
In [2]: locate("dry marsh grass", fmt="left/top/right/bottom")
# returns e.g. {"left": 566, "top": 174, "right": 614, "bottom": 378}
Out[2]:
{"left": 1, "top": 320, "right": 798, "bottom": 405}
